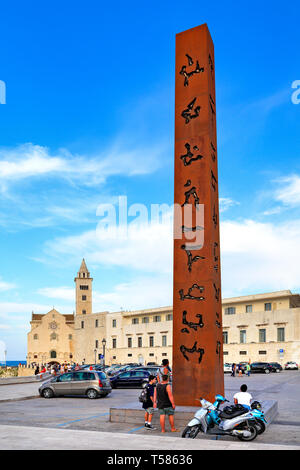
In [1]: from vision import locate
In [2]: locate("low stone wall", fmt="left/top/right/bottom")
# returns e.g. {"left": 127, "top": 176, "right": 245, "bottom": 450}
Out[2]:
{"left": 110, "top": 400, "right": 278, "bottom": 429}
{"left": 17, "top": 366, "right": 35, "bottom": 377}
{"left": 0, "top": 372, "right": 51, "bottom": 385}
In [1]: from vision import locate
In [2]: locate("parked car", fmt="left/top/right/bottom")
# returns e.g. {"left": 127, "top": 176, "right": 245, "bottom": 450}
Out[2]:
{"left": 107, "top": 364, "right": 138, "bottom": 377}
{"left": 269, "top": 362, "right": 282, "bottom": 373}
{"left": 284, "top": 361, "right": 298, "bottom": 370}
{"left": 224, "top": 363, "right": 232, "bottom": 373}
{"left": 133, "top": 366, "right": 160, "bottom": 374}
{"left": 250, "top": 362, "right": 273, "bottom": 374}
{"left": 39, "top": 370, "right": 112, "bottom": 399}
{"left": 109, "top": 369, "right": 151, "bottom": 388}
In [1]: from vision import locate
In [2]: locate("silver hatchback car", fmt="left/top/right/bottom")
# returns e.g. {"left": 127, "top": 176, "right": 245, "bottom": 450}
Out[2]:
{"left": 39, "top": 370, "right": 112, "bottom": 399}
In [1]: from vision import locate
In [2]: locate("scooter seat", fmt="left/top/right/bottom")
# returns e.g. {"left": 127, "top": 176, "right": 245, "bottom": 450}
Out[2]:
{"left": 218, "top": 409, "right": 247, "bottom": 419}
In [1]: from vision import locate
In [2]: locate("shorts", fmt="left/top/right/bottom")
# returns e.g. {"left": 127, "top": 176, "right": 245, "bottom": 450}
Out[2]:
{"left": 159, "top": 407, "right": 174, "bottom": 416}
{"left": 145, "top": 407, "right": 154, "bottom": 415}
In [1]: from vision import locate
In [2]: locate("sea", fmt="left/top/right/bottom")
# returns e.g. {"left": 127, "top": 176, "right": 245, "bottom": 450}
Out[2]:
{"left": 0, "top": 361, "right": 26, "bottom": 367}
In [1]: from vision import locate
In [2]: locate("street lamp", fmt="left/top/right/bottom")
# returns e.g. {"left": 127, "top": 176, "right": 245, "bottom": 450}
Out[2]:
{"left": 4, "top": 350, "right": 7, "bottom": 369}
{"left": 94, "top": 348, "right": 97, "bottom": 365}
{"left": 102, "top": 338, "right": 106, "bottom": 367}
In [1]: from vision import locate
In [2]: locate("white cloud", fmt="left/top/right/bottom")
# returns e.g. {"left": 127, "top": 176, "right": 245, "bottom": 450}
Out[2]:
{"left": 44, "top": 214, "right": 174, "bottom": 274}
{"left": 220, "top": 218, "right": 300, "bottom": 296}
{"left": 37, "top": 287, "right": 74, "bottom": 302}
{"left": 219, "top": 197, "right": 239, "bottom": 213}
{"left": 0, "top": 141, "right": 165, "bottom": 192}
{"left": 0, "top": 278, "right": 16, "bottom": 291}
{"left": 93, "top": 276, "right": 172, "bottom": 313}
{"left": 274, "top": 175, "right": 300, "bottom": 206}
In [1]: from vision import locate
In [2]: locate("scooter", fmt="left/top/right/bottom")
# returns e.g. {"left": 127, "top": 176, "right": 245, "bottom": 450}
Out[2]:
{"left": 182, "top": 395, "right": 258, "bottom": 441}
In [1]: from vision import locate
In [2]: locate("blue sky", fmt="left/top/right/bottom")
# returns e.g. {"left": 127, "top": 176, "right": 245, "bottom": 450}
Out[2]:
{"left": 0, "top": 0, "right": 300, "bottom": 359}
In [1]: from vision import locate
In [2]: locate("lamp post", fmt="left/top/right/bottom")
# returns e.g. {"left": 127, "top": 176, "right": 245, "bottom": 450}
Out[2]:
{"left": 94, "top": 348, "right": 97, "bottom": 365}
{"left": 102, "top": 338, "right": 106, "bottom": 368}
{"left": 4, "top": 350, "right": 7, "bottom": 369}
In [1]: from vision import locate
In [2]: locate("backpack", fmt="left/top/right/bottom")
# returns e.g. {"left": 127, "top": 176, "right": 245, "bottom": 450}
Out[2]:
{"left": 157, "top": 365, "right": 171, "bottom": 382}
{"left": 138, "top": 385, "right": 149, "bottom": 403}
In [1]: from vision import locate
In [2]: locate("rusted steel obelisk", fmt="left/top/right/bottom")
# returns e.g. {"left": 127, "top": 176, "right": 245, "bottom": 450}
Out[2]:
{"left": 173, "top": 24, "right": 224, "bottom": 406}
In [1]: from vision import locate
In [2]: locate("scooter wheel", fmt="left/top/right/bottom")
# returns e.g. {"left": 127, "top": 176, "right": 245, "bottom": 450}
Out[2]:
{"left": 237, "top": 425, "right": 257, "bottom": 441}
{"left": 254, "top": 419, "right": 266, "bottom": 435}
{"left": 182, "top": 425, "right": 200, "bottom": 439}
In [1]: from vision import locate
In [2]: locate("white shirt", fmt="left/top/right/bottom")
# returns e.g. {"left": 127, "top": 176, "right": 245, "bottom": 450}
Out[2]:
{"left": 233, "top": 391, "right": 252, "bottom": 407}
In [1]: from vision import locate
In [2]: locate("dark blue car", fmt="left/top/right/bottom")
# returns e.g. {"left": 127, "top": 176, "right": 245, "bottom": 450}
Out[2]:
{"left": 110, "top": 369, "right": 151, "bottom": 388}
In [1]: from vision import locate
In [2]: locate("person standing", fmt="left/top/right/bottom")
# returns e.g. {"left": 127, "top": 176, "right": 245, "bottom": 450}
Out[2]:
{"left": 246, "top": 363, "right": 251, "bottom": 377}
{"left": 157, "top": 359, "right": 172, "bottom": 383}
{"left": 153, "top": 374, "right": 178, "bottom": 433}
{"left": 231, "top": 363, "right": 236, "bottom": 377}
{"left": 142, "top": 375, "right": 157, "bottom": 430}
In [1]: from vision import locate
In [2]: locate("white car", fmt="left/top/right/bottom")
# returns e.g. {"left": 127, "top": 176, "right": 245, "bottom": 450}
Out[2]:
{"left": 224, "top": 363, "right": 232, "bottom": 373}
{"left": 284, "top": 361, "right": 298, "bottom": 370}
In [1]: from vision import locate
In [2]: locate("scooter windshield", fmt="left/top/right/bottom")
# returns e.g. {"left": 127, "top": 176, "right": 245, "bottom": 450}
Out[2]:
{"left": 200, "top": 398, "right": 213, "bottom": 409}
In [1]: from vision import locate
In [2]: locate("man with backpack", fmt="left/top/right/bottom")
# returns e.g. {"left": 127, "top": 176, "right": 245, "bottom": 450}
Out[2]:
{"left": 139, "top": 375, "right": 157, "bottom": 429}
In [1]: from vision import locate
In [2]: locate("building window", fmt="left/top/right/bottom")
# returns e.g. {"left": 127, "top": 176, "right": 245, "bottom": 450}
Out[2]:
{"left": 224, "top": 307, "right": 236, "bottom": 315}
{"left": 50, "top": 333, "right": 57, "bottom": 341}
{"left": 82, "top": 310, "right": 86, "bottom": 315}
{"left": 223, "top": 331, "right": 228, "bottom": 344}
{"left": 240, "top": 330, "right": 247, "bottom": 344}
{"left": 128, "top": 353, "right": 132, "bottom": 357}
{"left": 68, "top": 334, "right": 72, "bottom": 340}
{"left": 259, "top": 350, "right": 267, "bottom": 355}
{"left": 277, "top": 327, "right": 285, "bottom": 342}
{"left": 239, "top": 351, "right": 247, "bottom": 355}
{"left": 162, "top": 335, "right": 167, "bottom": 347}
{"left": 264, "top": 302, "right": 272, "bottom": 311}
{"left": 80, "top": 285, "right": 89, "bottom": 290}
{"left": 95, "top": 319, "right": 98, "bottom": 328}
{"left": 149, "top": 336, "right": 154, "bottom": 347}
{"left": 132, "top": 318, "right": 139, "bottom": 325}
{"left": 154, "top": 315, "right": 161, "bottom": 322}
{"left": 142, "top": 317, "right": 149, "bottom": 324}
{"left": 138, "top": 336, "right": 142, "bottom": 348}
{"left": 166, "top": 314, "right": 173, "bottom": 321}
{"left": 81, "top": 321, "right": 84, "bottom": 329}
{"left": 162, "top": 353, "right": 167, "bottom": 356}
{"left": 112, "top": 356, "right": 116, "bottom": 360}
{"left": 259, "top": 329, "right": 266, "bottom": 343}
{"left": 223, "top": 351, "right": 228, "bottom": 355}
{"left": 112, "top": 319, "right": 117, "bottom": 328}
{"left": 69, "top": 354, "right": 73, "bottom": 359}
{"left": 149, "top": 353, "right": 154, "bottom": 357}
{"left": 95, "top": 340, "right": 98, "bottom": 348}
{"left": 112, "top": 338, "right": 117, "bottom": 349}
{"left": 50, "top": 350, "right": 57, "bottom": 359}
{"left": 246, "top": 305, "right": 252, "bottom": 313}
{"left": 33, "top": 334, "right": 38, "bottom": 340}
{"left": 128, "top": 337, "right": 132, "bottom": 348}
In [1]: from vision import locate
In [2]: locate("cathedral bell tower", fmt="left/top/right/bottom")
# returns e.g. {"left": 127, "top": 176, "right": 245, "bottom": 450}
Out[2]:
{"left": 74, "top": 259, "right": 93, "bottom": 316}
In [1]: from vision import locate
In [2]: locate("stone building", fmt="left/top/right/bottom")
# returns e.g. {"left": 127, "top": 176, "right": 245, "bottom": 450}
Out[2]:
{"left": 27, "top": 308, "right": 75, "bottom": 365}
{"left": 27, "top": 260, "right": 300, "bottom": 367}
